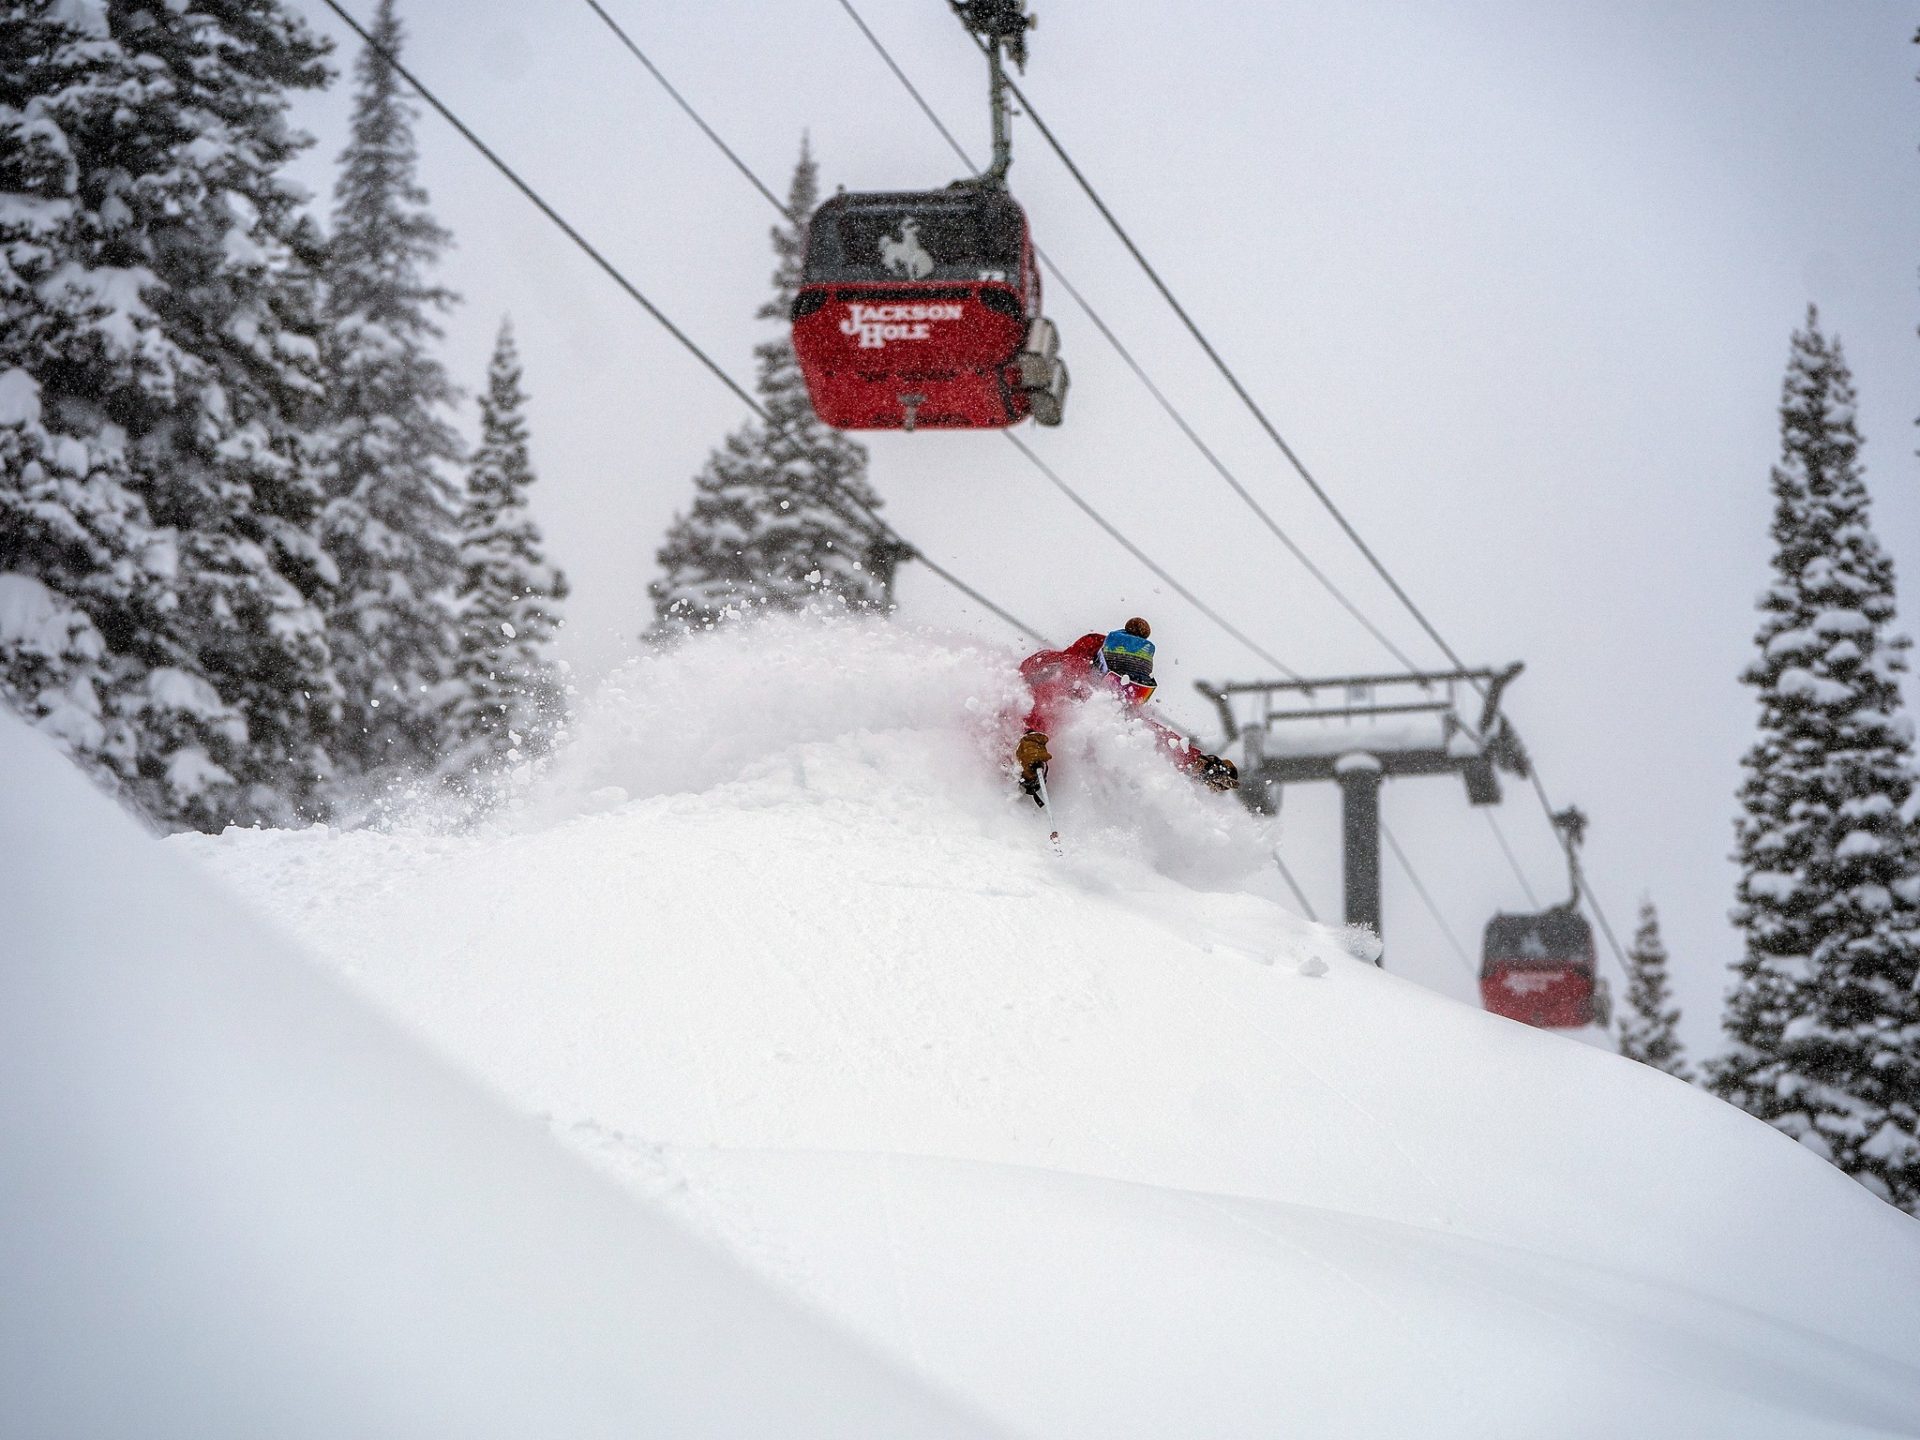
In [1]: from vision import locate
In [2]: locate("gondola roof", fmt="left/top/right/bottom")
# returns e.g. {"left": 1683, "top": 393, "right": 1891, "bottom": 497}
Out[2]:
{"left": 1482, "top": 907, "right": 1595, "bottom": 967}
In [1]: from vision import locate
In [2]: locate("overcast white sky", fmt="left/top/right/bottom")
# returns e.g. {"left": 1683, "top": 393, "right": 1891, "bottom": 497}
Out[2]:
{"left": 286, "top": 0, "right": 1918, "bottom": 1058}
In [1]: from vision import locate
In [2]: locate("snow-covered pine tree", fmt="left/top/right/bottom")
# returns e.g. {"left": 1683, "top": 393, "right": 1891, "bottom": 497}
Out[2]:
{"left": 649, "top": 140, "right": 905, "bottom": 635}
{"left": 0, "top": 0, "right": 340, "bottom": 831}
{"left": 1710, "top": 309, "right": 1920, "bottom": 1212}
{"left": 1617, "top": 901, "right": 1693, "bottom": 1081}
{"left": 318, "top": 0, "right": 464, "bottom": 783}
{"left": 444, "top": 319, "right": 568, "bottom": 784}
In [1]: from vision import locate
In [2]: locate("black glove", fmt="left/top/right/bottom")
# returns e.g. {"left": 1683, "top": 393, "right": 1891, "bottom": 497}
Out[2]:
{"left": 1200, "top": 754, "right": 1239, "bottom": 792}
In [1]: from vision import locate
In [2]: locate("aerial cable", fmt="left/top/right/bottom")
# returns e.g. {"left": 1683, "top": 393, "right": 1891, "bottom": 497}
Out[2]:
{"left": 575, "top": 0, "right": 1295, "bottom": 675}
{"left": 1270, "top": 847, "right": 1319, "bottom": 922}
{"left": 1002, "top": 433, "right": 1301, "bottom": 680}
{"left": 828, "top": 0, "right": 1420, "bottom": 672}
{"left": 978, "top": 48, "right": 1473, "bottom": 676}
{"left": 1482, "top": 809, "right": 1541, "bottom": 910}
{"left": 314, "top": 0, "right": 759, "bottom": 418}
{"left": 831, "top": 0, "right": 975, "bottom": 161}
{"left": 908, "top": 552, "right": 1047, "bottom": 642}
{"left": 1381, "top": 821, "right": 1476, "bottom": 978}
{"left": 777, "top": 445, "right": 1049, "bottom": 642}
{"left": 577, "top": 0, "right": 793, "bottom": 218}
{"left": 316, "top": 0, "right": 1046, "bottom": 647}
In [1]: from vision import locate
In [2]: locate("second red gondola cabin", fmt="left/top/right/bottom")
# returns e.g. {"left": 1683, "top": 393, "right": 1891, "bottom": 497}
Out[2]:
{"left": 1479, "top": 907, "right": 1603, "bottom": 1029}
{"left": 791, "top": 185, "right": 1067, "bottom": 432}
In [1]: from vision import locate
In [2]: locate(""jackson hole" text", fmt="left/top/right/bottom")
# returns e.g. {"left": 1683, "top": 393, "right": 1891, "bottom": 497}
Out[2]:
{"left": 839, "top": 301, "right": 965, "bottom": 349}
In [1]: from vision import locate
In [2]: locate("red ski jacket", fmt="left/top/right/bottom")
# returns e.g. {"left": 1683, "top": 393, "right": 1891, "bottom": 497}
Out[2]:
{"left": 1018, "top": 633, "right": 1211, "bottom": 777}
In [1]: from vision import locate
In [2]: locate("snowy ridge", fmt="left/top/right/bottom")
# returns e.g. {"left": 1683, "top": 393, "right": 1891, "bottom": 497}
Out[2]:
{"left": 0, "top": 704, "right": 999, "bottom": 1439}
{"left": 148, "top": 619, "right": 1920, "bottom": 1434}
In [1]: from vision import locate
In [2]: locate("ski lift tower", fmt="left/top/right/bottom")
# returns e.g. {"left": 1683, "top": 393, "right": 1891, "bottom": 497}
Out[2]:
{"left": 1195, "top": 665, "right": 1530, "bottom": 957}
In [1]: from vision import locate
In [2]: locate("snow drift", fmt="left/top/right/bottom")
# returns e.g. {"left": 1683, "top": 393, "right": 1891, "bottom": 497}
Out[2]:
{"left": 0, "top": 704, "right": 998, "bottom": 1439}
{"left": 32, "top": 616, "right": 1920, "bottom": 1437}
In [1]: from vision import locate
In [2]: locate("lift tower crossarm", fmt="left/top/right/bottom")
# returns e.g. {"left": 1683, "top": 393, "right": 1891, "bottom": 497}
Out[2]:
{"left": 1201, "top": 665, "right": 1519, "bottom": 699}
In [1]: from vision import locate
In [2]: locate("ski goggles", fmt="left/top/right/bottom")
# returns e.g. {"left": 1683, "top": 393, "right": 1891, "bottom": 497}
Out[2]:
{"left": 1101, "top": 647, "right": 1156, "bottom": 685}
{"left": 1113, "top": 674, "right": 1156, "bottom": 705}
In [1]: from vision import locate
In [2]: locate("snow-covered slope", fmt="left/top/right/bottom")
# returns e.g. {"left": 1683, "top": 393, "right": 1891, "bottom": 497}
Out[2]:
{"left": 0, "top": 707, "right": 999, "bottom": 1439}
{"left": 166, "top": 620, "right": 1920, "bottom": 1435}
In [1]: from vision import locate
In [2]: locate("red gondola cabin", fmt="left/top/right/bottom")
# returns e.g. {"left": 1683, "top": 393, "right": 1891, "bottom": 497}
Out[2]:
{"left": 791, "top": 185, "right": 1067, "bottom": 431}
{"left": 1479, "top": 907, "right": 1604, "bottom": 1029}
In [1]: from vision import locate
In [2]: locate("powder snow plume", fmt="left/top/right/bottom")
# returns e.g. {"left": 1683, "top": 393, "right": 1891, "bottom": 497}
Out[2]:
{"left": 515, "top": 613, "right": 1285, "bottom": 895}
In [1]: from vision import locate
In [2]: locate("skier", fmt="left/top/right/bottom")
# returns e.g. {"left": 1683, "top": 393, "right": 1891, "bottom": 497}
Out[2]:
{"left": 1013, "top": 618, "right": 1239, "bottom": 804}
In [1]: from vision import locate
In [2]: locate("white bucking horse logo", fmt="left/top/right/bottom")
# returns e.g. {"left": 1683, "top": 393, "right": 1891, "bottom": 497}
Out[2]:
{"left": 879, "top": 217, "right": 935, "bottom": 279}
